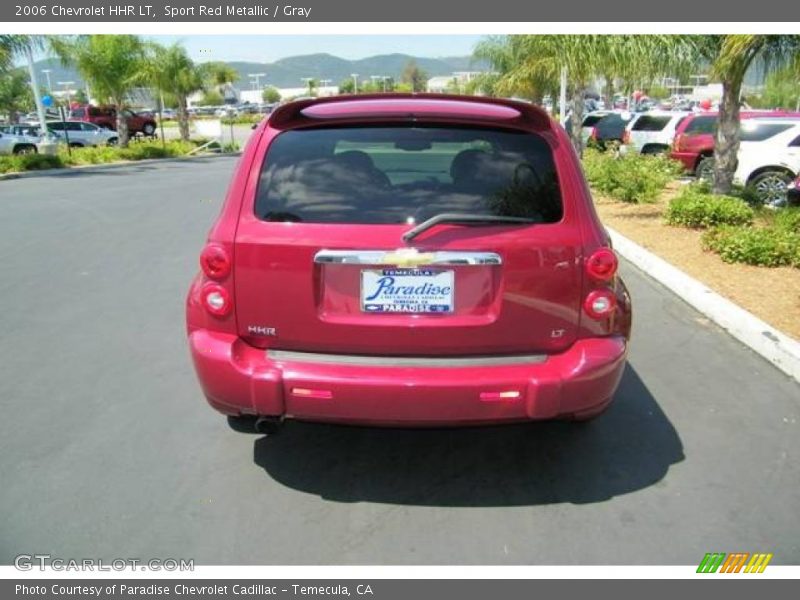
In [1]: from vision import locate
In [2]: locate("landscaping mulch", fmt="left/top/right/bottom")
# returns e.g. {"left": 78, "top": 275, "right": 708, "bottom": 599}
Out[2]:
{"left": 594, "top": 182, "right": 800, "bottom": 341}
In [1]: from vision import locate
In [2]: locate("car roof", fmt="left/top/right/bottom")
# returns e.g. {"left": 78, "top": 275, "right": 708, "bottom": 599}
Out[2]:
{"left": 634, "top": 110, "right": 690, "bottom": 117}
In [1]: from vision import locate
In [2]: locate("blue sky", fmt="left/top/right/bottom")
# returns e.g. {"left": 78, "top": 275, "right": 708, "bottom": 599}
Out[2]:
{"left": 147, "top": 35, "right": 485, "bottom": 62}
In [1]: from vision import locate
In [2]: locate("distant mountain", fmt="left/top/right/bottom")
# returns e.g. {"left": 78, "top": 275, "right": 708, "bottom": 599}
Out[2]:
{"left": 28, "top": 58, "right": 88, "bottom": 93}
{"left": 225, "top": 53, "right": 487, "bottom": 87}
{"left": 31, "top": 52, "right": 487, "bottom": 91}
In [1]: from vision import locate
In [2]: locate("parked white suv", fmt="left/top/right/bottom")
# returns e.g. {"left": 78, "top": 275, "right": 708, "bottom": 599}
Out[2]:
{"left": 0, "top": 129, "right": 48, "bottom": 155}
{"left": 622, "top": 110, "right": 690, "bottom": 155}
{"left": 733, "top": 119, "right": 800, "bottom": 206}
{"left": 46, "top": 121, "right": 118, "bottom": 147}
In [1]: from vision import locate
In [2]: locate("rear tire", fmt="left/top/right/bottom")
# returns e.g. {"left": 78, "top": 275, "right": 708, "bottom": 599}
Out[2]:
{"left": 695, "top": 156, "right": 714, "bottom": 181}
{"left": 143, "top": 123, "right": 156, "bottom": 136}
{"left": 642, "top": 145, "right": 668, "bottom": 155}
{"left": 13, "top": 144, "right": 37, "bottom": 155}
{"left": 107, "top": 137, "right": 118, "bottom": 146}
{"left": 749, "top": 170, "right": 792, "bottom": 206}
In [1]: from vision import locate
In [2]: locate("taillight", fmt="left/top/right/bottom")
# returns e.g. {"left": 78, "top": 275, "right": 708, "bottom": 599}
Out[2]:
{"left": 673, "top": 134, "right": 683, "bottom": 151}
{"left": 201, "top": 283, "right": 231, "bottom": 316}
{"left": 622, "top": 130, "right": 631, "bottom": 144}
{"left": 200, "top": 244, "right": 231, "bottom": 280}
{"left": 585, "top": 248, "right": 618, "bottom": 282}
{"left": 583, "top": 289, "right": 617, "bottom": 320}
{"left": 590, "top": 127, "right": 598, "bottom": 140}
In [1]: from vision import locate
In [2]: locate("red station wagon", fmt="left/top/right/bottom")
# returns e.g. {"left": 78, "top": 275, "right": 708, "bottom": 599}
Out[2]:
{"left": 186, "top": 95, "right": 632, "bottom": 432}
{"left": 670, "top": 110, "right": 800, "bottom": 178}
{"left": 69, "top": 104, "right": 158, "bottom": 136}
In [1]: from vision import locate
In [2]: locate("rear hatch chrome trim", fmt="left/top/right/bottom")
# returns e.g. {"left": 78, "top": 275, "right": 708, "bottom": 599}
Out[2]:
{"left": 267, "top": 350, "right": 546, "bottom": 367}
{"left": 314, "top": 249, "right": 502, "bottom": 266}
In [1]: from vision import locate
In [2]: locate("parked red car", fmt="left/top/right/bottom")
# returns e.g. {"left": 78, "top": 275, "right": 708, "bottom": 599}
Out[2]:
{"left": 788, "top": 175, "right": 800, "bottom": 206}
{"left": 69, "top": 104, "right": 157, "bottom": 136}
{"left": 670, "top": 110, "right": 800, "bottom": 178}
{"left": 186, "top": 94, "right": 632, "bottom": 432}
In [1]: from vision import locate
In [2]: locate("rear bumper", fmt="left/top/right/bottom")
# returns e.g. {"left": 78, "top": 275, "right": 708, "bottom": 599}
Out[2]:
{"left": 188, "top": 333, "right": 628, "bottom": 425}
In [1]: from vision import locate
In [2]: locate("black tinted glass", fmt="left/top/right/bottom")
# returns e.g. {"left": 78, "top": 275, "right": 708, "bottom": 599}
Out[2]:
{"left": 255, "top": 126, "right": 563, "bottom": 225}
{"left": 594, "top": 114, "right": 627, "bottom": 139}
{"left": 684, "top": 116, "right": 717, "bottom": 134}
{"left": 582, "top": 115, "right": 605, "bottom": 127}
{"left": 632, "top": 116, "right": 671, "bottom": 131}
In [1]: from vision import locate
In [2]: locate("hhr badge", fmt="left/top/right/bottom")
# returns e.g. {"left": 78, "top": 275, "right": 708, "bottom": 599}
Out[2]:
{"left": 248, "top": 325, "right": 276, "bottom": 336}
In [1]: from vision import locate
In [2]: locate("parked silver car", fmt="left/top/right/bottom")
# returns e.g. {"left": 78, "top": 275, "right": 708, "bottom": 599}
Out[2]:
{"left": 46, "top": 121, "right": 118, "bottom": 147}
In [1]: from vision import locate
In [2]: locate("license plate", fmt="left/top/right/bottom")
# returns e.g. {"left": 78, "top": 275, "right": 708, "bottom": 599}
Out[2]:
{"left": 361, "top": 268, "right": 454, "bottom": 313}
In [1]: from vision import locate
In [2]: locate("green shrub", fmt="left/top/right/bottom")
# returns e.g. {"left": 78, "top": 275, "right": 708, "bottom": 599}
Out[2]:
{"left": 774, "top": 207, "right": 800, "bottom": 233}
{"left": 665, "top": 185, "right": 755, "bottom": 228}
{"left": 582, "top": 149, "right": 681, "bottom": 203}
{"left": 60, "top": 139, "right": 197, "bottom": 166}
{"left": 702, "top": 225, "right": 800, "bottom": 268}
{"left": 0, "top": 140, "right": 201, "bottom": 175}
{"left": 0, "top": 153, "right": 65, "bottom": 174}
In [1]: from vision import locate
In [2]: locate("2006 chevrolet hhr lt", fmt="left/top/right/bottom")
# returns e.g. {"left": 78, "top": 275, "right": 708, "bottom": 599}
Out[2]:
{"left": 186, "top": 94, "right": 632, "bottom": 432}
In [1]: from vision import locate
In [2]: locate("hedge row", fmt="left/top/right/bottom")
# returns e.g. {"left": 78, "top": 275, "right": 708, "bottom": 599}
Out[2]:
{"left": 582, "top": 148, "right": 683, "bottom": 204}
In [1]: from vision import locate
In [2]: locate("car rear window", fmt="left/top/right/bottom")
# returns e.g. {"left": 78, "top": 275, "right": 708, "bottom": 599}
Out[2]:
{"left": 582, "top": 115, "right": 605, "bottom": 127}
{"left": 70, "top": 108, "right": 85, "bottom": 118}
{"left": 739, "top": 123, "right": 794, "bottom": 142}
{"left": 683, "top": 115, "right": 717, "bottom": 135}
{"left": 632, "top": 116, "right": 671, "bottom": 131}
{"left": 255, "top": 126, "right": 563, "bottom": 225}
{"left": 594, "top": 114, "right": 628, "bottom": 138}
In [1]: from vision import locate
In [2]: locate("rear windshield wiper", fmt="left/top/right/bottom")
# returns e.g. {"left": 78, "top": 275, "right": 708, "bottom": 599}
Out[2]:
{"left": 402, "top": 213, "right": 537, "bottom": 243}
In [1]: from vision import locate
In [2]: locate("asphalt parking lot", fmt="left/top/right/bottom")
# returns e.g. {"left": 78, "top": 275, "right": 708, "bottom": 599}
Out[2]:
{"left": 0, "top": 156, "right": 798, "bottom": 565}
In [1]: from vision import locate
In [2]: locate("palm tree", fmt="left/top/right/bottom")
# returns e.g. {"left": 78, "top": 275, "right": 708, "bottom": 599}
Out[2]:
{"left": 144, "top": 43, "right": 205, "bottom": 142}
{"left": 696, "top": 35, "right": 800, "bottom": 194}
{"left": 51, "top": 35, "right": 146, "bottom": 147}
{"left": 202, "top": 62, "right": 239, "bottom": 102}
{"left": 474, "top": 35, "right": 699, "bottom": 155}
{"left": 471, "top": 35, "right": 557, "bottom": 101}
{"left": 0, "top": 35, "right": 50, "bottom": 138}
{"left": 604, "top": 35, "right": 697, "bottom": 107}
{"left": 0, "top": 68, "right": 34, "bottom": 123}
{"left": 475, "top": 35, "right": 615, "bottom": 154}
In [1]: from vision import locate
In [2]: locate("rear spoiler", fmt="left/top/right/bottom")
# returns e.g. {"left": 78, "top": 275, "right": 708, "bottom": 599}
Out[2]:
{"left": 267, "top": 93, "right": 553, "bottom": 132}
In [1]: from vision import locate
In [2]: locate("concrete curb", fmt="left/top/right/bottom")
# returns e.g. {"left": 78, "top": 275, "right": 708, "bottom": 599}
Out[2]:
{"left": 608, "top": 226, "right": 800, "bottom": 383}
{"left": 0, "top": 152, "right": 241, "bottom": 182}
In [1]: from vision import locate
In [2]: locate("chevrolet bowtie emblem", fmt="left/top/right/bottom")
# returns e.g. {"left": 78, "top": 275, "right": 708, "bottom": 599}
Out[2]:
{"left": 382, "top": 249, "right": 436, "bottom": 267}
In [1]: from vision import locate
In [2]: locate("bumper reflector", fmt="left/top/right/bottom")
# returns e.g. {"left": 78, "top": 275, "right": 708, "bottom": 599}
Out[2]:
{"left": 291, "top": 387, "right": 333, "bottom": 400}
{"left": 479, "top": 390, "right": 521, "bottom": 401}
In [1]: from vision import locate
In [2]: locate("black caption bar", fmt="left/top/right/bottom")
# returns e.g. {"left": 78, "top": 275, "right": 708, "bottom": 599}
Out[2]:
{"left": 4, "top": 580, "right": 798, "bottom": 600}
{"left": 3, "top": 0, "right": 800, "bottom": 21}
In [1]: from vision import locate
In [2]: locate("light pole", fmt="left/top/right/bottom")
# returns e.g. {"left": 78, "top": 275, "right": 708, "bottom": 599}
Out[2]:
{"left": 24, "top": 43, "right": 52, "bottom": 147}
{"left": 41, "top": 69, "right": 52, "bottom": 93}
{"left": 249, "top": 73, "right": 266, "bottom": 91}
{"left": 351, "top": 73, "right": 358, "bottom": 94}
{"left": 301, "top": 78, "right": 314, "bottom": 96}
